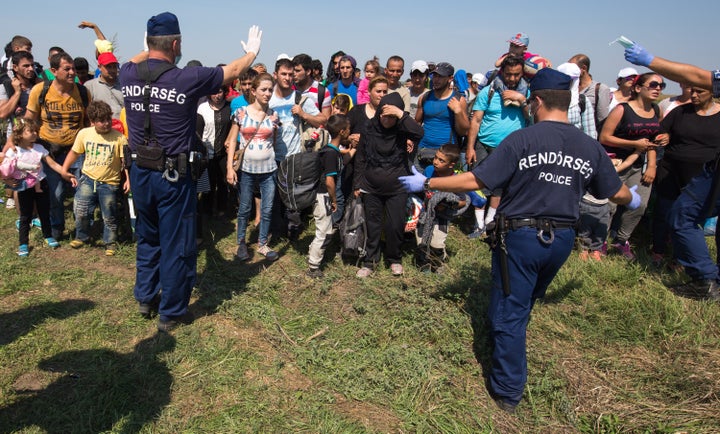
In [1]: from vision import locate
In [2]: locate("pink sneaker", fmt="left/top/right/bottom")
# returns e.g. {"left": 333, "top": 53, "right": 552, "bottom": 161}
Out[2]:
{"left": 612, "top": 240, "right": 635, "bottom": 260}
{"left": 579, "top": 250, "right": 589, "bottom": 261}
{"left": 589, "top": 250, "right": 603, "bottom": 261}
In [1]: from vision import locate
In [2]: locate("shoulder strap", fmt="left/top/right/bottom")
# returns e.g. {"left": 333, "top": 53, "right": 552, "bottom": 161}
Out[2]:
{"left": 593, "top": 82, "right": 602, "bottom": 126}
{"left": 294, "top": 89, "right": 302, "bottom": 105}
{"left": 486, "top": 69, "right": 500, "bottom": 104}
{"left": 578, "top": 93, "right": 586, "bottom": 114}
{"left": 137, "top": 60, "right": 176, "bottom": 142}
{"left": 38, "top": 79, "right": 52, "bottom": 108}
{"left": 317, "top": 83, "right": 326, "bottom": 109}
{"left": 76, "top": 83, "right": 89, "bottom": 108}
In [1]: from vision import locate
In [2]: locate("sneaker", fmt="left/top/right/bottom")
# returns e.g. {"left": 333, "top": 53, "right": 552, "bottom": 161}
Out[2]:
{"left": 467, "top": 228, "right": 485, "bottom": 239}
{"left": 17, "top": 244, "right": 29, "bottom": 257}
{"left": 44, "top": 237, "right": 59, "bottom": 249}
{"left": 579, "top": 250, "right": 589, "bottom": 261}
{"left": 5, "top": 198, "right": 15, "bottom": 209}
{"left": 235, "top": 241, "right": 249, "bottom": 261}
{"left": 157, "top": 311, "right": 195, "bottom": 333}
{"left": 611, "top": 240, "right": 635, "bottom": 260}
{"left": 31, "top": 218, "right": 41, "bottom": 229}
{"left": 69, "top": 239, "right": 85, "bottom": 249}
{"left": 390, "top": 263, "right": 404, "bottom": 276}
{"left": 105, "top": 243, "right": 117, "bottom": 256}
{"left": 589, "top": 250, "right": 603, "bottom": 261}
{"left": 356, "top": 267, "right": 373, "bottom": 278}
{"left": 257, "top": 244, "right": 279, "bottom": 261}
{"left": 671, "top": 279, "right": 720, "bottom": 301}
{"left": 306, "top": 267, "right": 324, "bottom": 279}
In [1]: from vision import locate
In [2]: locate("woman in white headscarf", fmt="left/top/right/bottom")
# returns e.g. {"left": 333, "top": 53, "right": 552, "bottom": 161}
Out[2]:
{"left": 557, "top": 62, "right": 597, "bottom": 138}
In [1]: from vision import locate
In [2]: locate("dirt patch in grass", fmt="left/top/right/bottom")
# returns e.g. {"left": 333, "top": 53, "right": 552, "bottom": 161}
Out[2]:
{"left": 333, "top": 393, "right": 403, "bottom": 433}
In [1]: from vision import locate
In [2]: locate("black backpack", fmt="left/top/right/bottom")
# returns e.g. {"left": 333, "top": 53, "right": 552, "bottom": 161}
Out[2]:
{"left": 339, "top": 195, "right": 367, "bottom": 260}
{"left": 275, "top": 145, "right": 330, "bottom": 212}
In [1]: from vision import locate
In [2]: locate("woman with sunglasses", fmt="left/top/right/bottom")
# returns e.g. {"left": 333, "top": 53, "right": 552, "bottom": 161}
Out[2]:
{"left": 651, "top": 86, "right": 720, "bottom": 266}
{"left": 600, "top": 72, "right": 668, "bottom": 259}
{"left": 608, "top": 67, "right": 639, "bottom": 114}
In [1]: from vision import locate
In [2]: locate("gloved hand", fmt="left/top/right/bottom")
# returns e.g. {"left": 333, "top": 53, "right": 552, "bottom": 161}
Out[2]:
{"left": 624, "top": 43, "right": 654, "bottom": 67}
{"left": 399, "top": 166, "right": 427, "bottom": 193}
{"left": 627, "top": 185, "right": 642, "bottom": 210}
{"left": 241, "top": 25, "right": 262, "bottom": 56}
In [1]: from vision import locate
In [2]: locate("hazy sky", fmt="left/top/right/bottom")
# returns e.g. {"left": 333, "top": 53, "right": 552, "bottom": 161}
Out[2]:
{"left": 6, "top": 0, "right": 719, "bottom": 93}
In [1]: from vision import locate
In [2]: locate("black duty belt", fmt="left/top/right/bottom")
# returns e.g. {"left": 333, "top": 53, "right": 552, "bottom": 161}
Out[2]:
{"left": 506, "top": 218, "right": 576, "bottom": 231}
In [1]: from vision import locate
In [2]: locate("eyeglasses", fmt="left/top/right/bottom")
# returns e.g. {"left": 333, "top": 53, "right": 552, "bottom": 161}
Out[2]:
{"left": 643, "top": 81, "right": 666, "bottom": 90}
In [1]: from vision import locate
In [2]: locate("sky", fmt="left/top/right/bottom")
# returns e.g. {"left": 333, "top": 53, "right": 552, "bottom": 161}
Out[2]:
{"left": 5, "top": 0, "right": 720, "bottom": 94}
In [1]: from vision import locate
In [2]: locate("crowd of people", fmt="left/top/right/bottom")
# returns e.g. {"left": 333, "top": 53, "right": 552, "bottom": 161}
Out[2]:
{"left": 1, "top": 13, "right": 719, "bottom": 414}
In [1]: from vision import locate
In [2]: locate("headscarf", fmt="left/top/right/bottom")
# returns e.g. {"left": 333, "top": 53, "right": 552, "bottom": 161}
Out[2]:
{"left": 557, "top": 62, "right": 581, "bottom": 108}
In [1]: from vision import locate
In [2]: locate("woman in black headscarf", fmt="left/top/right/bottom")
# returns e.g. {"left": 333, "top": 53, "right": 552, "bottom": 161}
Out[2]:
{"left": 353, "top": 92, "right": 424, "bottom": 277}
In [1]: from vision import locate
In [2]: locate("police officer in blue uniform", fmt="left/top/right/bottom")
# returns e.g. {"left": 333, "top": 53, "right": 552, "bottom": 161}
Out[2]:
{"left": 120, "top": 12, "right": 262, "bottom": 332}
{"left": 624, "top": 42, "right": 720, "bottom": 300}
{"left": 400, "top": 68, "right": 640, "bottom": 413}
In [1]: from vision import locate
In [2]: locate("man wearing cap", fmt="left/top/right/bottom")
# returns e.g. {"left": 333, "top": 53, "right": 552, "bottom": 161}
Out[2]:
{"left": 400, "top": 68, "right": 639, "bottom": 413}
{"left": 414, "top": 62, "right": 469, "bottom": 169}
{"left": 465, "top": 55, "right": 530, "bottom": 237}
{"left": 120, "top": 12, "right": 262, "bottom": 332}
{"left": 84, "top": 52, "right": 123, "bottom": 118}
{"left": 408, "top": 60, "right": 428, "bottom": 119}
{"left": 467, "top": 73, "right": 488, "bottom": 115}
{"left": 385, "top": 55, "right": 411, "bottom": 110}
{"left": 623, "top": 42, "right": 720, "bottom": 300}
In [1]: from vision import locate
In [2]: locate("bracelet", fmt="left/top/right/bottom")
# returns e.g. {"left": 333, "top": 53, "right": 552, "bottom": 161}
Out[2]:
{"left": 423, "top": 178, "right": 431, "bottom": 191}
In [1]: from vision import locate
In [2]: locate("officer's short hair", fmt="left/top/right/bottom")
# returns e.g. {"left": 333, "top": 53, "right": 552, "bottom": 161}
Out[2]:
{"left": 531, "top": 89, "right": 571, "bottom": 111}
{"left": 147, "top": 34, "right": 180, "bottom": 53}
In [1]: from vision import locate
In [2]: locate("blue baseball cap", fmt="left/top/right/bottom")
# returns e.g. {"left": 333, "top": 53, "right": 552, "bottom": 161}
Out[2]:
{"left": 529, "top": 68, "right": 572, "bottom": 92}
{"left": 147, "top": 12, "right": 180, "bottom": 36}
{"left": 508, "top": 32, "right": 530, "bottom": 47}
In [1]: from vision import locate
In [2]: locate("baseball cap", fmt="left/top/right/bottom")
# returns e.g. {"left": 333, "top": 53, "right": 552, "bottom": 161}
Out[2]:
{"left": 410, "top": 60, "right": 428, "bottom": 74}
{"left": 617, "top": 67, "right": 639, "bottom": 78}
{"left": 433, "top": 62, "right": 454, "bottom": 77}
{"left": 556, "top": 62, "right": 581, "bottom": 80}
{"left": 276, "top": 53, "right": 291, "bottom": 61}
{"left": 97, "top": 52, "right": 119, "bottom": 66}
{"left": 508, "top": 32, "right": 530, "bottom": 47}
{"left": 94, "top": 39, "right": 113, "bottom": 54}
{"left": 147, "top": 12, "right": 180, "bottom": 36}
{"left": 471, "top": 73, "right": 488, "bottom": 87}
{"left": 528, "top": 68, "right": 572, "bottom": 92}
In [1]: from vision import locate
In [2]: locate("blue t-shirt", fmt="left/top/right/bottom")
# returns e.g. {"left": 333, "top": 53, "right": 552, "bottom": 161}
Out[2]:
{"left": 473, "top": 121, "right": 622, "bottom": 223}
{"left": 473, "top": 85, "right": 528, "bottom": 148}
{"left": 418, "top": 91, "right": 459, "bottom": 150}
{"left": 120, "top": 59, "right": 224, "bottom": 155}
{"left": 230, "top": 94, "right": 249, "bottom": 116}
{"left": 329, "top": 80, "right": 358, "bottom": 105}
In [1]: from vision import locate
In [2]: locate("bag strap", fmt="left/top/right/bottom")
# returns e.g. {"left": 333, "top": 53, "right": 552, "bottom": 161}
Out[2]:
{"left": 137, "top": 60, "right": 176, "bottom": 143}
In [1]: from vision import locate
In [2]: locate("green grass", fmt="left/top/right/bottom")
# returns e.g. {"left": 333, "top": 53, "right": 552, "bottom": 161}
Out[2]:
{"left": 1, "top": 207, "right": 719, "bottom": 432}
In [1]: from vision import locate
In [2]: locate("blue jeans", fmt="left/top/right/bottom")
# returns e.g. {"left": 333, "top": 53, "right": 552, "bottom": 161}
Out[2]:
{"left": 73, "top": 175, "right": 119, "bottom": 245}
{"left": 237, "top": 171, "right": 275, "bottom": 246}
{"left": 43, "top": 148, "right": 81, "bottom": 236}
{"left": 669, "top": 169, "right": 720, "bottom": 281}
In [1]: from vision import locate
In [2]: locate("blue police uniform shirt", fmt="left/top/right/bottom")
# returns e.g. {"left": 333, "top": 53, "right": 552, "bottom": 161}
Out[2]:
{"left": 472, "top": 120, "right": 622, "bottom": 223}
{"left": 120, "top": 59, "right": 224, "bottom": 155}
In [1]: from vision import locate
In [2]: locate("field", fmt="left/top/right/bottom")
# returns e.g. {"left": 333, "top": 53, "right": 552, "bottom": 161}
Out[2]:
{"left": 0, "top": 204, "right": 719, "bottom": 433}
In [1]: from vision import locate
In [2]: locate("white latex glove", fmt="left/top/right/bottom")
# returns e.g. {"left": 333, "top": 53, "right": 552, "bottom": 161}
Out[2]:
{"left": 241, "top": 25, "right": 262, "bottom": 56}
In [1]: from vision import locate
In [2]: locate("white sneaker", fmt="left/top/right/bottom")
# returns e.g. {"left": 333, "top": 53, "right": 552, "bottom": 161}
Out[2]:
{"left": 5, "top": 198, "right": 15, "bottom": 209}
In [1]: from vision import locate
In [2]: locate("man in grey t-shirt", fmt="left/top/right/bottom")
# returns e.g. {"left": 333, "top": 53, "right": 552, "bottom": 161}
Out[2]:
{"left": 568, "top": 54, "right": 613, "bottom": 128}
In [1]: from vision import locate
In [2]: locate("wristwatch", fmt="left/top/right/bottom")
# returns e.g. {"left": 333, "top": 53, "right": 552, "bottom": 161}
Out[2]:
{"left": 423, "top": 178, "right": 432, "bottom": 191}
{"left": 520, "top": 100, "right": 528, "bottom": 108}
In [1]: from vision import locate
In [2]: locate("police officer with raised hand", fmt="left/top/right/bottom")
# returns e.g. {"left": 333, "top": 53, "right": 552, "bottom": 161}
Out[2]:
{"left": 120, "top": 12, "right": 262, "bottom": 332}
{"left": 399, "top": 68, "right": 640, "bottom": 413}
{"left": 625, "top": 42, "right": 720, "bottom": 300}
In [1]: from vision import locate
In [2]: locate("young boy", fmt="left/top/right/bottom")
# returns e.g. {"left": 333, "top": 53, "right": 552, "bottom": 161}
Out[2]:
{"left": 307, "top": 114, "right": 349, "bottom": 278}
{"left": 62, "top": 100, "right": 129, "bottom": 256}
{"left": 415, "top": 144, "right": 469, "bottom": 272}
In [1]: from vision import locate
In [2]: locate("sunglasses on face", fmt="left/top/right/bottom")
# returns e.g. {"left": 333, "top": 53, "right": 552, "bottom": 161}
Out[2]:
{"left": 643, "top": 81, "right": 666, "bottom": 90}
